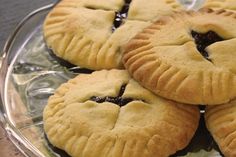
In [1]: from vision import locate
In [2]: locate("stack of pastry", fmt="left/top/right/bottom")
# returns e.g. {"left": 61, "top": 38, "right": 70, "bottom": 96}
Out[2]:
{"left": 43, "top": 0, "right": 236, "bottom": 156}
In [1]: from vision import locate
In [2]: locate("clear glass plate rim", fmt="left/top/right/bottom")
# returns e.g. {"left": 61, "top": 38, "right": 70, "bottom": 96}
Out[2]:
{"left": 0, "top": 3, "right": 55, "bottom": 157}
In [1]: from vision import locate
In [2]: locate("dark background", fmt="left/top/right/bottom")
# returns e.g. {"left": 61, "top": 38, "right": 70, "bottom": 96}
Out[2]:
{"left": 0, "top": 0, "right": 55, "bottom": 51}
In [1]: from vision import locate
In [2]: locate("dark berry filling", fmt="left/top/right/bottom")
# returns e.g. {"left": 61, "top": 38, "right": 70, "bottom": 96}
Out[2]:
{"left": 112, "top": 0, "right": 132, "bottom": 32}
{"left": 47, "top": 48, "right": 75, "bottom": 68}
{"left": 90, "top": 84, "right": 140, "bottom": 107}
{"left": 191, "top": 31, "right": 223, "bottom": 61}
{"left": 170, "top": 114, "right": 223, "bottom": 157}
{"left": 47, "top": 48, "right": 94, "bottom": 74}
{"left": 45, "top": 134, "right": 71, "bottom": 157}
{"left": 90, "top": 96, "right": 134, "bottom": 107}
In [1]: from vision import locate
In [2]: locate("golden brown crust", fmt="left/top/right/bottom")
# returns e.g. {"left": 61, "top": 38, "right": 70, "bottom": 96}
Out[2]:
{"left": 43, "top": 69, "right": 200, "bottom": 157}
{"left": 203, "top": 0, "right": 236, "bottom": 12}
{"left": 205, "top": 99, "right": 236, "bottom": 157}
{"left": 43, "top": 0, "right": 184, "bottom": 70}
{"left": 128, "top": 0, "right": 183, "bottom": 21}
{"left": 123, "top": 9, "right": 236, "bottom": 105}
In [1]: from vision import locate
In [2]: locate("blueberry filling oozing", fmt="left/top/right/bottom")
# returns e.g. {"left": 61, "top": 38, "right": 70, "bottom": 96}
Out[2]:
{"left": 112, "top": 0, "right": 132, "bottom": 31}
{"left": 90, "top": 84, "right": 140, "bottom": 107}
{"left": 45, "top": 134, "right": 71, "bottom": 157}
{"left": 191, "top": 31, "right": 224, "bottom": 61}
{"left": 47, "top": 48, "right": 94, "bottom": 74}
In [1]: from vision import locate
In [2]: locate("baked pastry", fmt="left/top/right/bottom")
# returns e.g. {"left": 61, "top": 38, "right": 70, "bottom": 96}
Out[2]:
{"left": 127, "top": 0, "right": 183, "bottom": 21}
{"left": 43, "top": 0, "right": 184, "bottom": 70}
{"left": 43, "top": 69, "right": 200, "bottom": 157}
{"left": 123, "top": 9, "right": 236, "bottom": 105}
{"left": 205, "top": 99, "right": 236, "bottom": 157}
{"left": 203, "top": 0, "right": 236, "bottom": 11}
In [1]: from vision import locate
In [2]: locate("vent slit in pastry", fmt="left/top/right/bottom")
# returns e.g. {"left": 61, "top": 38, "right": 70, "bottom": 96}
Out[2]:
{"left": 191, "top": 30, "right": 224, "bottom": 62}
{"left": 112, "top": 0, "right": 132, "bottom": 32}
{"left": 90, "top": 84, "right": 143, "bottom": 107}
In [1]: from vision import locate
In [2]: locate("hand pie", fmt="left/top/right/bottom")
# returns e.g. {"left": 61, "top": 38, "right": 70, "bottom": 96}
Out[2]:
{"left": 123, "top": 9, "right": 236, "bottom": 105}
{"left": 43, "top": 0, "right": 184, "bottom": 70}
{"left": 205, "top": 99, "right": 236, "bottom": 157}
{"left": 43, "top": 69, "right": 200, "bottom": 157}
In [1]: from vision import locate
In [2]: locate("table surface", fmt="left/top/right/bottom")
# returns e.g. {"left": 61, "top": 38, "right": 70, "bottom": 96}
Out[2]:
{"left": 0, "top": 0, "right": 54, "bottom": 156}
{"left": 0, "top": 0, "right": 55, "bottom": 51}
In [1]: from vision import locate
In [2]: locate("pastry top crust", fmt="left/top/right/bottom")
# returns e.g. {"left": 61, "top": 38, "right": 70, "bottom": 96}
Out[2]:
{"left": 43, "top": 0, "right": 184, "bottom": 70}
{"left": 43, "top": 69, "right": 199, "bottom": 157}
{"left": 205, "top": 99, "right": 236, "bottom": 157}
{"left": 128, "top": 0, "right": 182, "bottom": 21}
{"left": 123, "top": 9, "right": 236, "bottom": 105}
{"left": 203, "top": 0, "right": 236, "bottom": 11}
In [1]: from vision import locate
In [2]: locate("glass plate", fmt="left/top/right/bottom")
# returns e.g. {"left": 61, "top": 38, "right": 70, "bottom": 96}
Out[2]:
{"left": 0, "top": 3, "right": 73, "bottom": 157}
{"left": 0, "top": 1, "right": 223, "bottom": 157}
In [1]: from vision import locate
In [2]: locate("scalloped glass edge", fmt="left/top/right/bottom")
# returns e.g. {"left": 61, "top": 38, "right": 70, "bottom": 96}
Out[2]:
{"left": 0, "top": 0, "right": 224, "bottom": 157}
